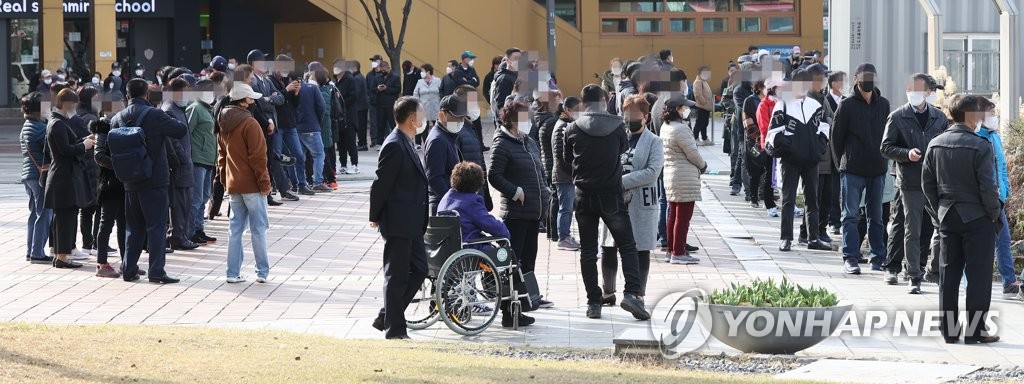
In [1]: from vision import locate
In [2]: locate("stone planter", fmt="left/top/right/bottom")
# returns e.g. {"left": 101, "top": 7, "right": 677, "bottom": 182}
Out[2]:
{"left": 697, "top": 302, "right": 853, "bottom": 354}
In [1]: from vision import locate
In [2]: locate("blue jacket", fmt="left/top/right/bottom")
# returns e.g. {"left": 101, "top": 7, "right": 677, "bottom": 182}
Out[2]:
{"left": 110, "top": 99, "right": 187, "bottom": 192}
{"left": 20, "top": 118, "right": 47, "bottom": 182}
{"left": 437, "top": 189, "right": 510, "bottom": 246}
{"left": 294, "top": 83, "right": 326, "bottom": 134}
{"left": 424, "top": 122, "right": 462, "bottom": 208}
{"left": 976, "top": 127, "right": 1010, "bottom": 202}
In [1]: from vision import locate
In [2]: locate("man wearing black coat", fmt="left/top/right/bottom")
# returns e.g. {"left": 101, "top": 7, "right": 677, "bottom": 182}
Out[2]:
{"left": 490, "top": 48, "right": 521, "bottom": 112}
{"left": 369, "top": 97, "right": 429, "bottom": 340}
{"left": 334, "top": 63, "right": 360, "bottom": 172}
{"left": 350, "top": 61, "right": 371, "bottom": 150}
{"left": 922, "top": 95, "right": 1001, "bottom": 345}
{"left": 369, "top": 61, "right": 400, "bottom": 147}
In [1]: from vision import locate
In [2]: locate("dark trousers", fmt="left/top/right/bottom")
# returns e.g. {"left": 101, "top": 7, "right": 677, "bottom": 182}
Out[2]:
{"left": 938, "top": 209, "right": 995, "bottom": 341}
{"left": 546, "top": 185, "right": 559, "bottom": 241}
{"left": 169, "top": 187, "right": 192, "bottom": 244}
{"left": 53, "top": 207, "right": 78, "bottom": 254}
{"left": 324, "top": 145, "right": 337, "bottom": 183}
{"left": 368, "top": 108, "right": 379, "bottom": 146}
{"left": 780, "top": 162, "right": 819, "bottom": 241}
{"left": 576, "top": 193, "right": 643, "bottom": 304}
{"left": 883, "top": 188, "right": 935, "bottom": 275}
{"left": 210, "top": 179, "right": 225, "bottom": 218}
{"left": 829, "top": 171, "right": 842, "bottom": 228}
{"left": 657, "top": 176, "right": 668, "bottom": 246}
{"left": 730, "top": 124, "right": 748, "bottom": 192}
{"left": 379, "top": 233, "right": 428, "bottom": 338}
{"left": 471, "top": 118, "right": 485, "bottom": 149}
{"left": 356, "top": 109, "right": 369, "bottom": 148}
{"left": 746, "top": 153, "right": 776, "bottom": 209}
{"left": 693, "top": 108, "right": 710, "bottom": 141}
{"left": 504, "top": 218, "right": 539, "bottom": 274}
{"left": 79, "top": 205, "right": 100, "bottom": 249}
{"left": 800, "top": 173, "right": 832, "bottom": 240}
{"left": 374, "top": 106, "right": 395, "bottom": 146}
{"left": 339, "top": 119, "right": 359, "bottom": 167}
{"left": 96, "top": 196, "right": 125, "bottom": 265}
{"left": 267, "top": 137, "right": 291, "bottom": 193}
{"left": 667, "top": 202, "right": 695, "bottom": 256}
{"left": 601, "top": 247, "right": 651, "bottom": 297}
{"left": 125, "top": 187, "right": 169, "bottom": 278}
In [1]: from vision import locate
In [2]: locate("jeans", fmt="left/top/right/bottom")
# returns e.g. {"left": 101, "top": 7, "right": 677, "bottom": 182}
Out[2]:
{"left": 298, "top": 132, "right": 325, "bottom": 186}
{"left": 191, "top": 165, "right": 213, "bottom": 235}
{"left": 657, "top": 176, "right": 668, "bottom": 246}
{"left": 780, "top": 162, "right": 818, "bottom": 241}
{"left": 555, "top": 182, "right": 575, "bottom": 241}
{"left": 840, "top": 172, "right": 886, "bottom": 261}
{"left": 23, "top": 181, "right": 51, "bottom": 259}
{"left": 226, "top": 193, "right": 270, "bottom": 279}
{"left": 575, "top": 193, "right": 643, "bottom": 304}
{"left": 96, "top": 196, "right": 125, "bottom": 265}
{"left": 280, "top": 127, "right": 304, "bottom": 187}
{"left": 995, "top": 209, "right": 1016, "bottom": 287}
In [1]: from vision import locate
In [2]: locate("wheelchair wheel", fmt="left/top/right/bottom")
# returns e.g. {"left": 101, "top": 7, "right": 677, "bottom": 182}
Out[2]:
{"left": 436, "top": 249, "right": 501, "bottom": 336}
{"left": 406, "top": 277, "right": 439, "bottom": 330}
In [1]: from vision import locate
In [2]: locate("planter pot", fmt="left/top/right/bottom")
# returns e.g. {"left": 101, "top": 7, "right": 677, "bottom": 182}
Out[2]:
{"left": 697, "top": 302, "right": 853, "bottom": 354}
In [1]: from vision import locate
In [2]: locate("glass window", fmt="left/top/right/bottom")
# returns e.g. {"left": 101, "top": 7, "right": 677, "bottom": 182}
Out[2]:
{"left": 9, "top": 19, "right": 39, "bottom": 105}
{"left": 670, "top": 18, "right": 696, "bottom": 32}
{"left": 554, "top": 0, "right": 579, "bottom": 27}
{"left": 703, "top": 17, "right": 727, "bottom": 32}
{"left": 602, "top": 18, "right": 629, "bottom": 33}
{"left": 636, "top": 18, "right": 663, "bottom": 33}
{"left": 767, "top": 17, "right": 795, "bottom": 32}
{"left": 599, "top": 0, "right": 663, "bottom": 12}
{"left": 667, "top": 0, "right": 730, "bottom": 12}
{"left": 736, "top": 0, "right": 797, "bottom": 12}
{"left": 738, "top": 17, "right": 761, "bottom": 32}
{"left": 972, "top": 39, "right": 998, "bottom": 51}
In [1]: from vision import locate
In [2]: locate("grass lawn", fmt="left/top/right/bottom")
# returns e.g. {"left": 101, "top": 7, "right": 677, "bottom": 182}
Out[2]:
{"left": 0, "top": 323, "right": 822, "bottom": 383}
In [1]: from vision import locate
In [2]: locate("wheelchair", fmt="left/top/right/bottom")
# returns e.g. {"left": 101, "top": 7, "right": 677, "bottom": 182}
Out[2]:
{"left": 404, "top": 210, "right": 534, "bottom": 335}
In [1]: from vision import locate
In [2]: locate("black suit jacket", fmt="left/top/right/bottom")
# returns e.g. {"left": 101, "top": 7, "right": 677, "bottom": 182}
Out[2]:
{"left": 370, "top": 128, "right": 428, "bottom": 238}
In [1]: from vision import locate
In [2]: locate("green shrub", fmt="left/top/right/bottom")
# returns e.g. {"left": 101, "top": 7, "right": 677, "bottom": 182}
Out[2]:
{"left": 707, "top": 277, "right": 839, "bottom": 308}
{"left": 1005, "top": 119, "right": 1024, "bottom": 241}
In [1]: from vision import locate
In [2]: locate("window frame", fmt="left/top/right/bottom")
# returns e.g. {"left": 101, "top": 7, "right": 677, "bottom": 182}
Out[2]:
{"left": 597, "top": 0, "right": 801, "bottom": 37}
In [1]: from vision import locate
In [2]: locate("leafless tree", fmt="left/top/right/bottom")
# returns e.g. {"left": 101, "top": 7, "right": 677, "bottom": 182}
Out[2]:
{"left": 358, "top": 0, "right": 412, "bottom": 72}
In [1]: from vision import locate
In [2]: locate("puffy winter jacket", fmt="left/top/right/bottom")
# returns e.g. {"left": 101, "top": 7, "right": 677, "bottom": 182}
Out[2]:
{"left": 550, "top": 116, "right": 574, "bottom": 184}
{"left": 20, "top": 118, "right": 47, "bottom": 182}
{"left": 488, "top": 127, "right": 548, "bottom": 220}
{"left": 661, "top": 120, "right": 706, "bottom": 203}
{"left": 490, "top": 63, "right": 517, "bottom": 111}
{"left": 534, "top": 111, "right": 559, "bottom": 185}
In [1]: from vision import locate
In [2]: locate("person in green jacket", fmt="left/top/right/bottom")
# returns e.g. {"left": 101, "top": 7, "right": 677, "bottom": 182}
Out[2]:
{"left": 186, "top": 79, "right": 219, "bottom": 245}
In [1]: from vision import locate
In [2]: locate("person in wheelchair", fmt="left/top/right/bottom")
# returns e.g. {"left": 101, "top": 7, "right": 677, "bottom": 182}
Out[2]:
{"left": 437, "top": 161, "right": 535, "bottom": 328}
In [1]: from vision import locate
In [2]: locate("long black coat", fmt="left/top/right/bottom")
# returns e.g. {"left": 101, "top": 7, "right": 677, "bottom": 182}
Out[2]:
{"left": 44, "top": 112, "right": 95, "bottom": 209}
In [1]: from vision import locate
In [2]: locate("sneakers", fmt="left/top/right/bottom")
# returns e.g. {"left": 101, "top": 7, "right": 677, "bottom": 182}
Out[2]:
{"left": 471, "top": 303, "right": 493, "bottom": 314}
{"left": 279, "top": 154, "right": 297, "bottom": 166}
{"left": 313, "top": 184, "right": 333, "bottom": 192}
{"left": 884, "top": 271, "right": 898, "bottom": 285}
{"left": 818, "top": 232, "right": 833, "bottom": 243}
{"left": 620, "top": 294, "right": 651, "bottom": 320}
{"left": 345, "top": 166, "right": 360, "bottom": 175}
{"left": 226, "top": 276, "right": 247, "bottom": 283}
{"left": 557, "top": 237, "right": 580, "bottom": 251}
{"left": 256, "top": 276, "right": 267, "bottom": 283}
{"left": 798, "top": 234, "right": 808, "bottom": 245}
{"left": 794, "top": 207, "right": 804, "bottom": 217}
{"left": 1004, "top": 281, "right": 1022, "bottom": 295}
{"left": 280, "top": 191, "right": 300, "bottom": 201}
{"left": 329, "top": 181, "right": 339, "bottom": 190}
{"left": 298, "top": 186, "right": 316, "bottom": 195}
{"left": 586, "top": 303, "right": 602, "bottom": 319}
{"left": 767, "top": 207, "right": 779, "bottom": 217}
{"left": 70, "top": 248, "right": 91, "bottom": 260}
{"left": 870, "top": 261, "right": 883, "bottom": 271}
{"left": 95, "top": 264, "right": 121, "bottom": 279}
{"left": 536, "top": 298, "right": 554, "bottom": 308}
{"left": 670, "top": 255, "right": 700, "bottom": 264}
{"left": 908, "top": 279, "right": 922, "bottom": 294}
{"left": 339, "top": 167, "right": 347, "bottom": 174}
{"left": 843, "top": 258, "right": 862, "bottom": 274}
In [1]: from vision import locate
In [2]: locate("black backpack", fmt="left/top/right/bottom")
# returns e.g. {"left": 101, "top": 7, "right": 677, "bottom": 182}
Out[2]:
{"left": 107, "top": 107, "right": 154, "bottom": 183}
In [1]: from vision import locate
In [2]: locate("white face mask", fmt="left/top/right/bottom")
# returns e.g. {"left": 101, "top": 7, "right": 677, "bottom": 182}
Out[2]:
{"left": 984, "top": 115, "right": 999, "bottom": 130}
{"left": 112, "top": 70, "right": 121, "bottom": 77}
{"left": 420, "top": 71, "right": 427, "bottom": 79}
{"left": 700, "top": 72, "right": 711, "bottom": 80}
{"left": 468, "top": 59, "right": 475, "bottom": 67}
{"left": 467, "top": 104, "right": 481, "bottom": 121}
{"left": 279, "top": 71, "right": 290, "bottom": 78}
{"left": 444, "top": 120, "right": 463, "bottom": 134}
{"left": 667, "top": 56, "right": 674, "bottom": 63}
{"left": 415, "top": 111, "right": 427, "bottom": 134}
{"left": 227, "top": 63, "right": 237, "bottom": 70}
{"left": 926, "top": 92, "right": 938, "bottom": 105}
{"left": 680, "top": 107, "right": 691, "bottom": 119}
{"left": 906, "top": 91, "right": 927, "bottom": 107}
{"left": 445, "top": 67, "right": 453, "bottom": 75}
{"left": 43, "top": 78, "right": 52, "bottom": 85}
{"left": 333, "top": 67, "right": 343, "bottom": 76}
{"left": 307, "top": 79, "right": 318, "bottom": 86}
{"left": 371, "top": 61, "right": 379, "bottom": 69}
{"left": 516, "top": 121, "right": 532, "bottom": 136}
{"left": 200, "top": 92, "right": 215, "bottom": 105}
{"left": 92, "top": 77, "right": 100, "bottom": 85}
{"left": 135, "top": 69, "right": 144, "bottom": 77}
{"left": 611, "top": 67, "right": 622, "bottom": 76}
{"left": 174, "top": 100, "right": 190, "bottom": 108}
{"left": 108, "top": 82, "right": 115, "bottom": 90}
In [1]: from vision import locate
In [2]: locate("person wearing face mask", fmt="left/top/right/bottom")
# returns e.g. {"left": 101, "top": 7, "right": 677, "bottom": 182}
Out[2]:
{"left": 483, "top": 56, "right": 502, "bottom": 110}
{"left": 369, "top": 96, "right": 430, "bottom": 339}
{"left": 292, "top": 70, "right": 329, "bottom": 193}
{"left": 348, "top": 60, "right": 371, "bottom": 151}
{"left": 186, "top": 80, "right": 221, "bottom": 246}
{"left": 369, "top": 61, "right": 401, "bottom": 149}
{"left": 73, "top": 87, "right": 103, "bottom": 257}
{"left": 742, "top": 80, "right": 776, "bottom": 214}
{"left": 692, "top": 65, "right": 714, "bottom": 146}
{"left": 20, "top": 92, "right": 53, "bottom": 265}
{"left": 490, "top": 48, "right": 521, "bottom": 112}
{"left": 489, "top": 100, "right": 548, "bottom": 324}
{"left": 331, "top": 61, "right": 359, "bottom": 175}
{"left": 534, "top": 89, "right": 563, "bottom": 243}
{"left": 90, "top": 72, "right": 103, "bottom": 89}
{"left": 660, "top": 93, "right": 705, "bottom": 267}
{"left": 133, "top": 63, "right": 147, "bottom": 81}
{"left": 830, "top": 63, "right": 892, "bottom": 274}
{"left": 37, "top": 69, "right": 54, "bottom": 94}
{"left": 161, "top": 78, "right": 200, "bottom": 251}
{"left": 824, "top": 71, "right": 847, "bottom": 234}
{"left": 424, "top": 94, "right": 468, "bottom": 215}
{"left": 601, "top": 58, "right": 624, "bottom": 96}
{"left": 401, "top": 60, "right": 420, "bottom": 97}
{"left": 453, "top": 50, "right": 480, "bottom": 89}
{"left": 413, "top": 64, "right": 441, "bottom": 148}
{"left": 217, "top": 83, "right": 273, "bottom": 284}
{"left": 550, "top": 96, "right": 581, "bottom": 251}
{"left": 974, "top": 101, "right": 1019, "bottom": 297}
{"left": 438, "top": 60, "right": 459, "bottom": 99}
{"left": 44, "top": 88, "right": 96, "bottom": 269}
{"left": 598, "top": 95, "right": 662, "bottom": 307}
{"left": 922, "top": 94, "right": 1002, "bottom": 345}
{"left": 563, "top": 85, "right": 649, "bottom": 321}
{"left": 797, "top": 64, "right": 836, "bottom": 246}
{"left": 365, "top": 55, "right": 384, "bottom": 149}
{"left": 879, "top": 73, "right": 947, "bottom": 293}
{"left": 452, "top": 85, "right": 494, "bottom": 211}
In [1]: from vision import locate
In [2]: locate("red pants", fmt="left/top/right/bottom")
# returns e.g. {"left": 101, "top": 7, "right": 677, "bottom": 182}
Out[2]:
{"left": 666, "top": 202, "right": 695, "bottom": 256}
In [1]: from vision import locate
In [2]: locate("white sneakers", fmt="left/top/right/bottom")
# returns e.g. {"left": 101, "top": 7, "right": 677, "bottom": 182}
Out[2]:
{"left": 226, "top": 276, "right": 247, "bottom": 284}
{"left": 70, "top": 248, "right": 91, "bottom": 260}
{"left": 344, "top": 166, "right": 360, "bottom": 175}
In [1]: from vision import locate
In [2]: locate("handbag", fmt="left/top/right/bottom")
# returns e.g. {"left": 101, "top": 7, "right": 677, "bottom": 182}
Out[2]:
{"left": 28, "top": 146, "right": 49, "bottom": 187}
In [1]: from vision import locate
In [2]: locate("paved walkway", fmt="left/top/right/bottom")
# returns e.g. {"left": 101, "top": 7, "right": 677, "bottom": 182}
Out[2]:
{"left": 1, "top": 120, "right": 1023, "bottom": 369}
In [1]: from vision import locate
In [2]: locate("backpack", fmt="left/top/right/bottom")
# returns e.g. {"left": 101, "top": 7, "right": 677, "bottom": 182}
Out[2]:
{"left": 108, "top": 107, "right": 154, "bottom": 183}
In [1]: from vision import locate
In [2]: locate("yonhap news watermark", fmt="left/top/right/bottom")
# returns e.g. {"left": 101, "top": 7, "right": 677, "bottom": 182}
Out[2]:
{"left": 649, "top": 289, "right": 1001, "bottom": 358}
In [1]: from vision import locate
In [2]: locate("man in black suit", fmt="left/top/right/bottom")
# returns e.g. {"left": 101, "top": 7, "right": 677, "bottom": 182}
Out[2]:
{"left": 922, "top": 94, "right": 1002, "bottom": 345}
{"left": 369, "top": 96, "right": 429, "bottom": 339}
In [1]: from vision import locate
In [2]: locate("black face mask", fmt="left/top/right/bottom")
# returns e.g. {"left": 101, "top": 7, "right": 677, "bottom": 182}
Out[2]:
{"left": 859, "top": 81, "right": 875, "bottom": 92}
{"left": 627, "top": 120, "right": 644, "bottom": 133}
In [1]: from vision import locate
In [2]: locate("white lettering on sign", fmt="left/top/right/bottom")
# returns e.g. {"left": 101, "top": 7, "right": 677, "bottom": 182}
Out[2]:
{"left": 0, "top": 0, "right": 158, "bottom": 14}
{"left": 0, "top": 1, "right": 38, "bottom": 13}
{"left": 114, "top": 0, "right": 155, "bottom": 13}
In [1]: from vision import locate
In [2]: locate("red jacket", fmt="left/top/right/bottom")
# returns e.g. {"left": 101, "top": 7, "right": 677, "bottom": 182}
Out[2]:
{"left": 755, "top": 97, "right": 776, "bottom": 150}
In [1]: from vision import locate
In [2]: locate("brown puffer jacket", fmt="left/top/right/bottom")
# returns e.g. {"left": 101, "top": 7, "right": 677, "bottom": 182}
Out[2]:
{"left": 661, "top": 120, "right": 707, "bottom": 203}
{"left": 217, "top": 105, "right": 270, "bottom": 195}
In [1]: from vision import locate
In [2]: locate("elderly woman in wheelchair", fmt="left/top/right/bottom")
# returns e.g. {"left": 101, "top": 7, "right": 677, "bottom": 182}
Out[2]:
{"left": 404, "top": 162, "right": 537, "bottom": 335}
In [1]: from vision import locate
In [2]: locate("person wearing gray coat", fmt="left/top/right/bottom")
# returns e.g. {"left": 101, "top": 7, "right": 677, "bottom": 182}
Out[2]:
{"left": 600, "top": 109, "right": 663, "bottom": 303}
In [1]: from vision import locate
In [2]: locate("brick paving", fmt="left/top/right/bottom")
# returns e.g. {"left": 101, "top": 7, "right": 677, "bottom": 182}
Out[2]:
{"left": 1, "top": 122, "right": 1023, "bottom": 368}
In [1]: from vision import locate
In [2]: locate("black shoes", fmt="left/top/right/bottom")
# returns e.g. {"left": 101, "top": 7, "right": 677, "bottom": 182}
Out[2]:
{"left": 268, "top": 196, "right": 283, "bottom": 206}
{"left": 964, "top": 335, "right": 1000, "bottom": 344}
{"left": 807, "top": 240, "right": 831, "bottom": 251}
{"left": 170, "top": 239, "right": 200, "bottom": 251}
{"left": 779, "top": 240, "right": 792, "bottom": 252}
{"left": 53, "top": 258, "right": 83, "bottom": 269}
{"left": 280, "top": 191, "right": 300, "bottom": 201}
{"left": 501, "top": 311, "right": 536, "bottom": 328}
{"left": 372, "top": 314, "right": 386, "bottom": 332}
{"left": 587, "top": 303, "right": 602, "bottom": 319}
{"left": 149, "top": 275, "right": 180, "bottom": 284}
{"left": 908, "top": 279, "right": 922, "bottom": 294}
{"left": 124, "top": 274, "right": 141, "bottom": 282}
{"left": 685, "top": 244, "right": 699, "bottom": 252}
{"left": 298, "top": 186, "right": 316, "bottom": 196}
{"left": 386, "top": 335, "right": 411, "bottom": 340}
{"left": 818, "top": 232, "right": 833, "bottom": 243}
{"left": 798, "top": 234, "right": 809, "bottom": 244}
{"left": 356, "top": 145, "right": 369, "bottom": 151}
{"left": 620, "top": 294, "right": 650, "bottom": 320}
{"left": 601, "top": 294, "right": 617, "bottom": 307}
{"left": 30, "top": 256, "right": 54, "bottom": 264}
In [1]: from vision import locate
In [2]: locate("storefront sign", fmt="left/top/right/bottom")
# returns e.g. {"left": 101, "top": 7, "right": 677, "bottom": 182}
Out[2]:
{"left": 0, "top": 0, "right": 172, "bottom": 18}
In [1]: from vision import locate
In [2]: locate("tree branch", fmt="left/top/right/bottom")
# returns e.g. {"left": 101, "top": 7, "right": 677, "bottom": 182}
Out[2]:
{"left": 394, "top": 0, "right": 413, "bottom": 54}
{"left": 358, "top": 0, "right": 387, "bottom": 48}
{"left": 380, "top": 0, "right": 396, "bottom": 50}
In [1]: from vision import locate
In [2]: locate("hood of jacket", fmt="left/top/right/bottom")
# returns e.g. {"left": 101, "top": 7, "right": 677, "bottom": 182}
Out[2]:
{"left": 575, "top": 111, "right": 624, "bottom": 137}
{"left": 218, "top": 105, "right": 251, "bottom": 134}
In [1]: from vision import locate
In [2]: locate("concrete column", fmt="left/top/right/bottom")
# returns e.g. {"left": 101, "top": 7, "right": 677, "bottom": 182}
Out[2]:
{"left": 917, "top": 0, "right": 943, "bottom": 74}
{"left": 993, "top": 0, "right": 1020, "bottom": 125}
{"left": 39, "top": 0, "right": 64, "bottom": 72}
{"left": 91, "top": 0, "right": 117, "bottom": 75}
